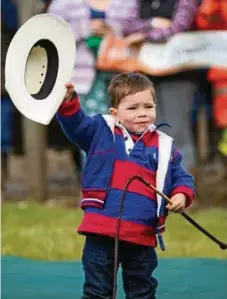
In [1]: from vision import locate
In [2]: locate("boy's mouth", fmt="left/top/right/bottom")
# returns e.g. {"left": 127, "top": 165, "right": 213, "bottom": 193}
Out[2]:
{"left": 136, "top": 121, "right": 149, "bottom": 125}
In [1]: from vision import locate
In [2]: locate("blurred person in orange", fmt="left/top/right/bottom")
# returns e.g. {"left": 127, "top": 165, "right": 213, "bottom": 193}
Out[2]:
{"left": 196, "top": 0, "right": 227, "bottom": 160}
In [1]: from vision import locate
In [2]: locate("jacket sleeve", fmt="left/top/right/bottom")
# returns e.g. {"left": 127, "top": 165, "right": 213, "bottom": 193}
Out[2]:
{"left": 122, "top": 0, "right": 197, "bottom": 42}
{"left": 56, "top": 94, "right": 101, "bottom": 154}
{"left": 170, "top": 146, "right": 195, "bottom": 207}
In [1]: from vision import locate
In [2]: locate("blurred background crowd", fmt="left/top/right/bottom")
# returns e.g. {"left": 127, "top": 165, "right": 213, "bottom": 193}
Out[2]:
{"left": 1, "top": 0, "right": 227, "bottom": 205}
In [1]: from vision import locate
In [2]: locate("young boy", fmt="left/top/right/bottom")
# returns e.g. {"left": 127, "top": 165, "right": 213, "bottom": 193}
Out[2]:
{"left": 57, "top": 73, "right": 194, "bottom": 299}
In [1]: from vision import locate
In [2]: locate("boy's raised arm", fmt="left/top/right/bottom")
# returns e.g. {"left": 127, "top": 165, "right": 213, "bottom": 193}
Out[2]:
{"left": 56, "top": 92, "right": 100, "bottom": 154}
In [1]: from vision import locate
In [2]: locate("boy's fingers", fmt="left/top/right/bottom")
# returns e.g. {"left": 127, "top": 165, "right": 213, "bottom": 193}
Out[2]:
{"left": 166, "top": 203, "right": 173, "bottom": 210}
{"left": 167, "top": 206, "right": 176, "bottom": 211}
{"left": 172, "top": 204, "right": 185, "bottom": 213}
{"left": 173, "top": 207, "right": 184, "bottom": 213}
{"left": 64, "top": 91, "right": 73, "bottom": 99}
{"left": 65, "top": 82, "right": 74, "bottom": 88}
{"left": 65, "top": 93, "right": 73, "bottom": 100}
{"left": 167, "top": 201, "right": 181, "bottom": 211}
{"left": 67, "top": 88, "right": 74, "bottom": 95}
{"left": 64, "top": 84, "right": 75, "bottom": 99}
{"left": 173, "top": 202, "right": 182, "bottom": 209}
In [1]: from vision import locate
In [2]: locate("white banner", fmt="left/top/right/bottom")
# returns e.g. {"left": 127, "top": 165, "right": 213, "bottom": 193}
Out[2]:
{"left": 138, "top": 31, "right": 227, "bottom": 72}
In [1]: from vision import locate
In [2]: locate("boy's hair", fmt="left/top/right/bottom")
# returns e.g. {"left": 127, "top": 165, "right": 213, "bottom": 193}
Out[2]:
{"left": 108, "top": 72, "right": 155, "bottom": 108}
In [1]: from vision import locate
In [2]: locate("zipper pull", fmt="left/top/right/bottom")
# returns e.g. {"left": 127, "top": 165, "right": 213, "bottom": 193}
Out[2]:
{"left": 157, "top": 231, "right": 166, "bottom": 251}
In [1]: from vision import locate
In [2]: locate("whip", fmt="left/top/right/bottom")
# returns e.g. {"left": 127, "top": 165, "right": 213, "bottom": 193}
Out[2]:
{"left": 112, "top": 174, "right": 227, "bottom": 299}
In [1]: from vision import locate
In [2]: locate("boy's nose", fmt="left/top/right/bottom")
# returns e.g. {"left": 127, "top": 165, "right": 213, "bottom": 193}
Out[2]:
{"left": 138, "top": 109, "right": 147, "bottom": 117}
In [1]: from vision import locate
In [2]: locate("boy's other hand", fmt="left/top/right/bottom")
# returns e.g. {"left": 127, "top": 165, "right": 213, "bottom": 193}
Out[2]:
{"left": 166, "top": 193, "right": 187, "bottom": 213}
{"left": 63, "top": 82, "right": 75, "bottom": 103}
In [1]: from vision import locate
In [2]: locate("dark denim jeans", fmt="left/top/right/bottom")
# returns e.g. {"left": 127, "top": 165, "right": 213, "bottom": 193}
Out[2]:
{"left": 81, "top": 234, "right": 158, "bottom": 299}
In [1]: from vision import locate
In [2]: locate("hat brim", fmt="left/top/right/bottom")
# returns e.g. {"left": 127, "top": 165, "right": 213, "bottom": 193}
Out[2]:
{"left": 5, "top": 14, "right": 76, "bottom": 125}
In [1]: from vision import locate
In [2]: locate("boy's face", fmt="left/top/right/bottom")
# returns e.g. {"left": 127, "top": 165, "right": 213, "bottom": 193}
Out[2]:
{"left": 109, "top": 89, "right": 156, "bottom": 133}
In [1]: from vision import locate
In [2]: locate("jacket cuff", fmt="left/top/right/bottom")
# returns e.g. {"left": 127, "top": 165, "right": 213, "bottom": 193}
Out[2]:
{"left": 58, "top": 93, "right": 80, "bottom": 116}
{"left": 170, "top": 186, "right": 195, "bottom": 208}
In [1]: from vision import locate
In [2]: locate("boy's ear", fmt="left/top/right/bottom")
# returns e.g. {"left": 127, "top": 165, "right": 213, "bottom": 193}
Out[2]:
{"left": 109, "top": 107, "right": 118, "bottom": 117}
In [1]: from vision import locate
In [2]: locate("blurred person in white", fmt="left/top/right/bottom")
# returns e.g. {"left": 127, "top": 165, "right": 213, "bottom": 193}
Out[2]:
{"left": 47, "top": 0, "right": 136, "bottom": 179}
{"left": 122, "top": 0, "right": 199, "bottom": 174}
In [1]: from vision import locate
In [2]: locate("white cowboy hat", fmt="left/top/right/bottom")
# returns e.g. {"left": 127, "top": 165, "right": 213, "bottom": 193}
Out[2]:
{"left": 5, "top": 13, "right": 76, "bottom": 125}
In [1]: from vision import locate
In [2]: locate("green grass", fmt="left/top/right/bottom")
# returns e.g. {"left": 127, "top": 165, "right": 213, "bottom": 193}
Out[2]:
{"left": 1, "top": 202, "right": 227, "bottom": 260}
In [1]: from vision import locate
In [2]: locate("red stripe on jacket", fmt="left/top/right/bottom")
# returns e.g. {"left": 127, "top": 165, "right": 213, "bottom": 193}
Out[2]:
{"left": 78, "top": 212, "right": 158, "bottom": 247}
{"left": 111, "top": 160, "right": 157, "bottom": 200}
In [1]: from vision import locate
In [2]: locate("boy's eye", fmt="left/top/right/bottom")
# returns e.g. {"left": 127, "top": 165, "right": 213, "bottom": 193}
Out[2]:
{"left": 127, "top": 107, "right": 137, "bottom": 110}
{"left": 146, "top": 105, "right": 154, "bottom": 108}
